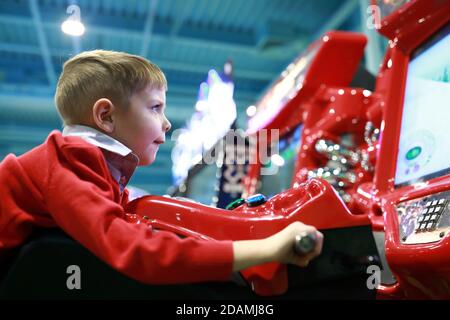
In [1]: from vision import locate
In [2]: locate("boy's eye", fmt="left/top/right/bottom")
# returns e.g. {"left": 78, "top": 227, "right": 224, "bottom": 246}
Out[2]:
{"left": 151, "top": 105, "right": 162, "bottom": 111}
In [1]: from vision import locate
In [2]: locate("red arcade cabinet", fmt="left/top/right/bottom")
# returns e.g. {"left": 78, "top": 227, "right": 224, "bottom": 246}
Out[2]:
{"left": 240, "top": 0, "right": 450, "bottom": 299}
{"left": 271, "top": 0, "right": 450, "bottom": 299}
{"left": 361, "top": 0, "right": 450, "bottom": 299}
{"left": 243, "top": 30, "right": 376, "bottom": 215}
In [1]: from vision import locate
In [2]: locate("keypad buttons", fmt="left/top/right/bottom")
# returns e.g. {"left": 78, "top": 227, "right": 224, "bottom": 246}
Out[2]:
{"left": 413, "top": 197, "right": 448, "bottom": 233}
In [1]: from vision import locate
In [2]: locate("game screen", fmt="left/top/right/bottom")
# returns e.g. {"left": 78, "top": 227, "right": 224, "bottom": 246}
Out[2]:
{"left": 395, "top": 24, "right": 450, "bottom": 187}
{"left": 258, "top": 125, "right": 303, "bottom": 198}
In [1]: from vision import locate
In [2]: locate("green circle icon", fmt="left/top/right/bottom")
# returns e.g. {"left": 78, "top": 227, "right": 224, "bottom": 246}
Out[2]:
{"left": 406, "top": 146, "right": 422, "bottom": 160}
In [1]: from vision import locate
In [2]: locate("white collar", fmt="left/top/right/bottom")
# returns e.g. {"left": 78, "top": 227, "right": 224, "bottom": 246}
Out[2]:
{"left": 62, "top": 124, "right": 139, "bottom": 192}
{"left": 62, "top": 124, "right": 133, "bottom": 157}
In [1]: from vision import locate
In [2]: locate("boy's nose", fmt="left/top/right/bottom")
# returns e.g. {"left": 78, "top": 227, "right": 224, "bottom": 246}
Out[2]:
{"left": 163, "top": 116, "right": 171, "bottom": 132}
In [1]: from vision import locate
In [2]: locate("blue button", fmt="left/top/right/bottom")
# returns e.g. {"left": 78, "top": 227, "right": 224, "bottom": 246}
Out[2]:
{"left": 246, "top": 194, "right": 267, "bottom": 207}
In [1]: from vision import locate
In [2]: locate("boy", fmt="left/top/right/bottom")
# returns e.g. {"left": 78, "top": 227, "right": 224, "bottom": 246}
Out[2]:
{"left": 0, "top": 50, "right": 323, "bottom": 286}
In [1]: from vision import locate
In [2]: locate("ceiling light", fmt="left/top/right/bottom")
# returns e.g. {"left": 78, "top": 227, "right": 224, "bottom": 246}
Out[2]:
{"left": 61, "top": 5, "right": 85, "bottom": 37}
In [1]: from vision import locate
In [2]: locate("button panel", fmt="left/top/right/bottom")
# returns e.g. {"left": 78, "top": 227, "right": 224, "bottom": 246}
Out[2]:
{"left": 414, "top": 199, "right": 447, "bottom": 233}
{"left": 397, "top": 190, "right": 450, "bottom": 245}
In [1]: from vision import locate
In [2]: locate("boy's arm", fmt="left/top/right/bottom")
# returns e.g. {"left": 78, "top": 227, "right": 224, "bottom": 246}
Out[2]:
{"left": 232, "top": 222, "right": 323, "bottom": 272}
{"left": 45, "top": 143, "right": 234, "bottom": 284}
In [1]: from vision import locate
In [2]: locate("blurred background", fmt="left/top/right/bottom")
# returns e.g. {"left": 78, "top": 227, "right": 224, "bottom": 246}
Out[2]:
{"left": 0, "top": 0, "right": 386, "bottom": 195}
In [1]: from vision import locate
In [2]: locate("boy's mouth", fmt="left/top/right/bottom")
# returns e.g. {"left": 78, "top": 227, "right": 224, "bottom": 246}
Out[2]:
{"left": 153, "top": 139, "right": 165, "bottom": 145}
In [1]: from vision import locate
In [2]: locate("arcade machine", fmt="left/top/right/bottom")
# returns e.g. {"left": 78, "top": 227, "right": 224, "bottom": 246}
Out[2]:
{"left": 292, "top": 0, "right": 450, "bottom": 299}
{"left": 243, "top": 30, "right": 377, "bottom": 214}
{"left": 357, "top": 0, "right": 450, "bottom": 299}
{"left": 169, "top": 61, "right": 249, "bottom": 208}
{"left": 260, "top": 0, "right": 450, "bottom": 299}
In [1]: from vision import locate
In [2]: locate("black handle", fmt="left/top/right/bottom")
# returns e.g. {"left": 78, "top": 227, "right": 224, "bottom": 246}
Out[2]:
{"left": 294, "top": 232, "right": 317, "bottom": 256}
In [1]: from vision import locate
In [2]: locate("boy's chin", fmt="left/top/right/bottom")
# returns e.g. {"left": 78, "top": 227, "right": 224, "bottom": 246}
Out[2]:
{"left": 138, "top": 154, "right": 156, "bottom": 166}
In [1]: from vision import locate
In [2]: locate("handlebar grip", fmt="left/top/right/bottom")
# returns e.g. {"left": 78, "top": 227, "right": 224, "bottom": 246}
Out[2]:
{"left": 294, "top": 232, "right": 317, "bottom": 256}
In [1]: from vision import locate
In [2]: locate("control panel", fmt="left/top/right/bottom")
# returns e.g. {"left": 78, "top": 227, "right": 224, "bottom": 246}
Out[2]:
{"left": 397, "top": 190, "right": 450, "bottom": 244}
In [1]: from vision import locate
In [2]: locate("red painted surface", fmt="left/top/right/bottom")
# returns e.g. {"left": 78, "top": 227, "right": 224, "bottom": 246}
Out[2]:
{"left": 127, "top": 178, "right": 370, "bottom": 296}
{"left": 370, "top": 0, "right": 450, "bottom": 299}
{"left": 243, "top": 0, "right": 450, "bottom": 299}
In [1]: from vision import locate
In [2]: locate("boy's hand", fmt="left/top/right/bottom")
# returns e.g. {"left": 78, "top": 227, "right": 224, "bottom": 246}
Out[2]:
{"left": 265, "top": 222, "right": 323, "bottom": 267}
{"left": 232, "top": 222, "right": 323, "bottom": 272}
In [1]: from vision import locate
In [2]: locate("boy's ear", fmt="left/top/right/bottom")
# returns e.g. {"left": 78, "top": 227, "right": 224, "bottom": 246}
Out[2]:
{"left": 92, "top": 98, "right": 116, "bottom": 133}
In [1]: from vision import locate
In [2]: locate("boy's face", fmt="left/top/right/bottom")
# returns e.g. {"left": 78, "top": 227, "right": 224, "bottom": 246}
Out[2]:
{"left": 113, "top": 85, "right": 171, "bottom": 166}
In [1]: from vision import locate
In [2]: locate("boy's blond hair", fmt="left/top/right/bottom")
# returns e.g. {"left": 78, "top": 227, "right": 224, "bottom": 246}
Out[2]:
{"left": 55, "top": 50, "right": 167, "bottom": 125}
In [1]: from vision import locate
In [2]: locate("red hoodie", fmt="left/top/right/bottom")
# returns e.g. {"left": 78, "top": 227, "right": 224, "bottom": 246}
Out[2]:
{"left": 0, "top": 131, "right": 233, "bottom": 284}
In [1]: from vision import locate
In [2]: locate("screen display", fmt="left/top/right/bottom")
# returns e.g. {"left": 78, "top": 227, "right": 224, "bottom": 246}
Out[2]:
{"left": 258, "top": 125, "right": 303, "bottom": 198}
{"left": 395, "top": 24, "right": 450, "bottom": 186}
